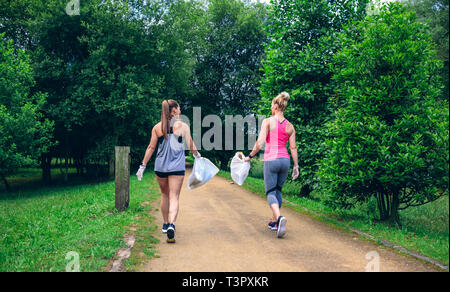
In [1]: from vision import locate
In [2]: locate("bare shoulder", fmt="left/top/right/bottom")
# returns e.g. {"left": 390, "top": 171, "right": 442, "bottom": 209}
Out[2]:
{"left": 286, "top": 120, "right": 295, "bottom": 135}
{"left": 265, "top": 116, "right": 276, "bottom": 131}
{"left": 173, "top": 120, "right": 185, "bottom": 129}
{"left": 153, "top": 122, "right": 162, "bottom": 136}
{"left": 173, "top": 120, "right": 189, "bottom": 136}
{"left": 262, "top": 117, "right": 272, "bottom": 127}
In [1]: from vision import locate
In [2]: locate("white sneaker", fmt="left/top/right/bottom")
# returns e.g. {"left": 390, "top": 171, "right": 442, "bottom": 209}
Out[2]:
{"left": 277, "top": 216, "right": 287, "bottom": 238}
{"left": 167, "top": 224, "right": 176, "bottom": 243}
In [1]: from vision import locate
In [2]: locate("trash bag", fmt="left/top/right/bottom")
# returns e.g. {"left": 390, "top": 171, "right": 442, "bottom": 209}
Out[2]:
{"left": 187, "top": 157, "right": 219, "bottom": 190}
{"left": 230, "top": 152, "right": 250, "bottom": 186}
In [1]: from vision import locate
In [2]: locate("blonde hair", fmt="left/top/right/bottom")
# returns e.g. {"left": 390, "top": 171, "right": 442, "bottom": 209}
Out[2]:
{"left": 272, "top": 92, "right": 290, "bottom": 112}
{"left": 161, "top": 99, "right": 180, "bottom": 140}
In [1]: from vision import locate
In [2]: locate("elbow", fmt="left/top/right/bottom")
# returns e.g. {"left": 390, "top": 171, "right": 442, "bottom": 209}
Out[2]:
{"left": 256, "top": 140, "right": 265, "bottom": 150}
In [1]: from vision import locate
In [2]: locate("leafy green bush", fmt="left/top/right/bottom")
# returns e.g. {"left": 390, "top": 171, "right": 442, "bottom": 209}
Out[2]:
{"left": 0, "top": 34, "right": 54, "bottom": 190}
{"left": 318, "top": 3, "right": 449, "bottom": 225}
{"left": 249, "top": 158, "right": 264, "bottom": 180}
{"left": 257, "top": 0, "right": 368, "bottom": 196}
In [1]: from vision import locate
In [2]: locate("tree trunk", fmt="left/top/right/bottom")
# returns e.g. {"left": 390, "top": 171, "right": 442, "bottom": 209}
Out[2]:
{"left": 64, "top": 133, "right": 69, "bottom": 182}
{"left": 218, "top": 152, "right": 230, "bottom": 171}
{"left": 41, "top": 153, "right": 52, "bottom": 184}
{"left": 377, "top": 193, "right": 401, "bottom": 227}
{"left": 109, "top": 156, "right": 115, "bottom": 179}
{"left": 220, "top": 157, "right": 228, "bottom": 171}
{"left": 2, "top": 175, "right": 11, "bottom": 192}
{"left": 110, "top": 134, "right": 119, "bottom": 179}
{"left": 387, "top": 194, "right": 401, "bottom": 227}
{"left": 64, "top": 157, "right": 68, "bottom": 182}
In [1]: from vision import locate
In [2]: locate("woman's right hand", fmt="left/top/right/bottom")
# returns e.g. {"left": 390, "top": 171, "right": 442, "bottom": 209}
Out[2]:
{"left": 136, "top": 164, "right": 146, "bottom": 181}
{"left": 292, "top": 165, "right": 299, "bottom": 180}
{"left": 194, "top": 151, "right": 201, "bottom": 159}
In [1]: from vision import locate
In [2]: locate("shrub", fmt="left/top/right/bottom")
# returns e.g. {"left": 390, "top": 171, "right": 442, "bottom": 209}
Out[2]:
{"left": 0, "top": 34, "right": 54, "bottom": 191}
{"left": 318, "top": 3, "right": 449, "bottom": 225}
{"left": 257, "top": 0, "right": 369, "bottom": 196}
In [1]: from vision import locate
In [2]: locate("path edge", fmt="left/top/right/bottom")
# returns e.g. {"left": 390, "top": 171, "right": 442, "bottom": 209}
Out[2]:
{"left": 281, "top": 198, "right": 449, "bottom": 271}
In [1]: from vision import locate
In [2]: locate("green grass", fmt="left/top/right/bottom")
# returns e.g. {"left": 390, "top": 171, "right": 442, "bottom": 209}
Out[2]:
{"left": 0, "top": 170, "right": 160, "bottom": 272}
{"left": 2, "top": 165, "right": 447, "bottom": 270}
{"left": 218, "top": 170, "right": 449, "bottom": 266}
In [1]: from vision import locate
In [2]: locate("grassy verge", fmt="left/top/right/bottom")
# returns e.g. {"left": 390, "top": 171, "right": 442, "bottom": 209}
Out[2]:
{"left": 0, "top": 170, "right": 160, "bottom": 272}
{"left": 217, "top": 171, "right": 449, "bottom": 266}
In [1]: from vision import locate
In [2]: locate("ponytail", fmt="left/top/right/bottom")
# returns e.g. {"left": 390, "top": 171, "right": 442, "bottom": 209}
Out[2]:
{"left": 161, "top": 100, "right": 170, "bottom": 140}
{"left": 160, "top": 99, "right": 180, "bottom": 140}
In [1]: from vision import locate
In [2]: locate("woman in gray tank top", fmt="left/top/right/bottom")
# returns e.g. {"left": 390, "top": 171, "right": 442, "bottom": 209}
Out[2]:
{"left": 136, "top": 99, "right": 200, "bottom": 243}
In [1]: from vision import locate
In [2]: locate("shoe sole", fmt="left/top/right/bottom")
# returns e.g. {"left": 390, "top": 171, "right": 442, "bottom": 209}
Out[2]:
{"left": 277, "top": 217, "right": 287, "bottom": 238}
{"left": 167, "top": 228, "right": 175, "bottom": 243}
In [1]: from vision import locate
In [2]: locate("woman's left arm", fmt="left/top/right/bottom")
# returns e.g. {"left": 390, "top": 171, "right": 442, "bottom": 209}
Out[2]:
{"left": 183, "top": 123, "right": 200, "bottom": 158}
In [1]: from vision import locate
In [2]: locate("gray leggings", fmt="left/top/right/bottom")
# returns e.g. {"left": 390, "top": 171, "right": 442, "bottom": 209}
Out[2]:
{"left": 264, "top": 158, "right": 290, "bottom": 208}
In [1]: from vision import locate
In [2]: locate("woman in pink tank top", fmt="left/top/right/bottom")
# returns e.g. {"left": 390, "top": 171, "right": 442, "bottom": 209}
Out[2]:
{"left": 245, "top": 92, "right": 299, "bottom": 238}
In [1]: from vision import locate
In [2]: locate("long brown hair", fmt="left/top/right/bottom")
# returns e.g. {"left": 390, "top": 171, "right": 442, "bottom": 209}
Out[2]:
{"left": 161, "top": 99, "right": 180, "bottom": 140}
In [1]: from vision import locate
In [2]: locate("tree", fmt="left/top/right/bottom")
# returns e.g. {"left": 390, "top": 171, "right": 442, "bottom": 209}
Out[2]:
{"left": 257, "top": 0, "right": 369, "bottom": 196}
{"left": 318, "top": 3, "right": 449, "bottom": 225}
{"left": 73, "top": 0, "right": 164, "bottom": 177}
{"left": 0, "top": 0, "right": 42, "bottom": 48}
{"left": 0, "top": 33, "right": 54, "bottom": 191}
{"left": 404, "top": 0, "right": 449, "bottom": 100}
{"left": 190, "top": 0, "right": 268, "bottom": 169}
{"left": 24, "top": 0, "right": 199, "bottom": 179}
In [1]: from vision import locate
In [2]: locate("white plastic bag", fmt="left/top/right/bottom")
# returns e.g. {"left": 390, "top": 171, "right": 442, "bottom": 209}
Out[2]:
{"left": 187, "top": 157, "right": 219, "bottom": 190}
{"left": 230, "top": 152, "right": 250, "bottom": 186}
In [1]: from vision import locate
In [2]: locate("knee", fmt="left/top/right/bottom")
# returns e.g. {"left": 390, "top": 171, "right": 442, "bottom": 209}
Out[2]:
{"left": 277, "top": 191, "right": 283, "bottom": 208}
{"left": 169, "top": 191, "right": 179, "bottom": 200}
{"left": 267, "top": 193, "right": 278, "bottom": 206}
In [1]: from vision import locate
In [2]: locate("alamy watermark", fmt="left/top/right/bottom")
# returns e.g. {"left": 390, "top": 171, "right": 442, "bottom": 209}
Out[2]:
{"left": 168, "top": 107, "right": 270, "bottom": 156}
{"left": 66, "top": 0, "right": 80, "bottom": 16}
{"left": 65, "top": 251, "right": 80, "bottom": 272}
{"left": 365, "top": 251, "right": 380, "bottom": 272}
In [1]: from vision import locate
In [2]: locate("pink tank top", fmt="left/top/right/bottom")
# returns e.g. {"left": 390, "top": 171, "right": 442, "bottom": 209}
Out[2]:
{"left": 264, "top": 117, "right": 290, "bottom": 161}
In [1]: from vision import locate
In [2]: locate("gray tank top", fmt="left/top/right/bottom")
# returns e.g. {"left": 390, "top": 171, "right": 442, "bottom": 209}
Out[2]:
{"left": 154, "top": 125, "right": 186, "bottom": 173}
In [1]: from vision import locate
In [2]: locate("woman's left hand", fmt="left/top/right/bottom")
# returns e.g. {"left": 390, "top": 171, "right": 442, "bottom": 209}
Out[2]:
{"left": 244, "top": 156, "right": 251, "bottom": 162}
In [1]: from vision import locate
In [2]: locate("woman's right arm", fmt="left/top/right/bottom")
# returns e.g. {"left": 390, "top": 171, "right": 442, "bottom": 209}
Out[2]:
{"left": 288, "top": 123, "right": 299, "bottom": 180}
{"left": 288, "top": 124, "right": 298, "bottom": 168}
{"left": 142, "top": 126, "right": 159, "bottom": 165}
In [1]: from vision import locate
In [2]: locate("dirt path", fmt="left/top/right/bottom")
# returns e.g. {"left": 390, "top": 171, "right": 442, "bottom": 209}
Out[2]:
{"left": 138, "top": 169, "right": 440, "bottom": 272}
